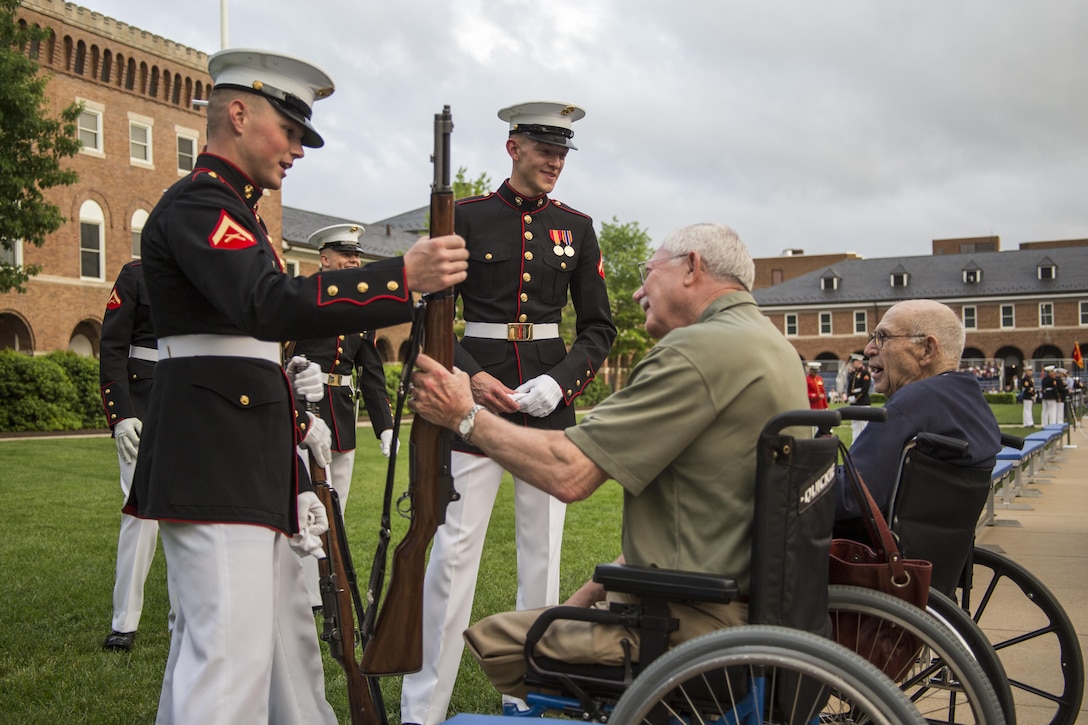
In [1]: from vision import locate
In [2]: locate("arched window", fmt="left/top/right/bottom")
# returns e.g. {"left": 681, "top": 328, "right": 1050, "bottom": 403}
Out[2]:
{"left": 75, "top": 40, "right": 87, "bottom": 75}
{"left": 130, "top": 209, "right": 149, "bottom": 258}
{"left": 139, "top": 62, "right": 148, "bottom": 94}
{"left": 79, "top": 200, "right": 105, "bottom": 280}
{"left": 149, "top": 65, "right": 159, "bottom": 97}
{"left": 184, "top": 77, "right": 193, "bottom": 106}
{"left": 90, "top": 44, "right": 100, "bottom": 79}
{"left": 101, "top": 49, "right": 111, "bottom": 82}
{"left": 173, "top": 72, "right": 183, "bottom": 104}
{"left": 126, "top": 57, "right": 136, "bottom": 90}
{"left": 0, "top": 312, "right": 34, "bottom": 352}
{"left": 63, "top": 35, "right": 73, "bottom": 70}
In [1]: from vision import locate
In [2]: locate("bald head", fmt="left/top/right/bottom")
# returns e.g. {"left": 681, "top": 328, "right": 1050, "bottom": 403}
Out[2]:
{"left": 865, "top": 299, "right": 964, "bottom": 396}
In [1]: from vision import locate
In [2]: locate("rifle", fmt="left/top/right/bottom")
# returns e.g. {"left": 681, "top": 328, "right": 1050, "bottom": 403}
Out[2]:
{"left": 360, "top": 105, "right": 456, "bottom": 675}
{"left": 312, "top": 458, "right": 387, "bottom": 724}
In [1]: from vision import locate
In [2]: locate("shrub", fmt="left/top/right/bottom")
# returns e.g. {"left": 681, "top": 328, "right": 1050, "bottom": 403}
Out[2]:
{"left": 576, "top": 377, "right": 613, "bottom": 408}
{"left": 0, "top": 350, "right": 84, "bottom": 432}
{"left": 983, "top": 392, "right": 1016, "bottom": 405}
{"left": 44, "top": 350, "right": 103, "bottom": 428}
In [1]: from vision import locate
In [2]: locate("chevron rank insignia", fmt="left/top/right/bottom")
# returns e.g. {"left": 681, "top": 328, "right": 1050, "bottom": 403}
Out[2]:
{"left": 208, "top": 210, "right": 257, "bottom": 250}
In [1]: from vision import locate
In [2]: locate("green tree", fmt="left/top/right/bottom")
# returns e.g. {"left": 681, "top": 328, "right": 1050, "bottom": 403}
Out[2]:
{"left": 452, "top": 166, "right": 491, "bottom": 200}
{"left": 0, "top": 0, "right": 82, "bottom": 293}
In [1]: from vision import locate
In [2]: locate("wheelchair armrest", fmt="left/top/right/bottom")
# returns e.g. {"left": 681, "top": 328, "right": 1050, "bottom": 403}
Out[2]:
{"left": 593, "top": 563, "right": 739, "bottom": 604}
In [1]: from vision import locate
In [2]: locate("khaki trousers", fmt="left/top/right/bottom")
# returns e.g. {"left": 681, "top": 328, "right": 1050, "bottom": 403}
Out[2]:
{"left": 463, "top": 591, "right": 748, "bottom": 700}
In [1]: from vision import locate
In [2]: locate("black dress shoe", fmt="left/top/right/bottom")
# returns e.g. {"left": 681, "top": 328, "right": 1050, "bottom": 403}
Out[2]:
{"left": 103, "top": 630, "right": 136, "bottom": 651}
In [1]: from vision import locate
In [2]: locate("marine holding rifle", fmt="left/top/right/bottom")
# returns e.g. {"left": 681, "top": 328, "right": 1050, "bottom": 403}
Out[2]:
{"left": 124, "top": 49, "right": 467, "bottom": 724}
{"left": 401, "top": 100, "right": 616, "bottom": 724}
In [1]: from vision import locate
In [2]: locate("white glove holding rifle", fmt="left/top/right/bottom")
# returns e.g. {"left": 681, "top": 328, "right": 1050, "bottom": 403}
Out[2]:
{"left": 299, "top": 413, "right": 332, "bottom": 468}
{"left": 379, "top": 428, "right": 398, "bottom": 457}
{"left": 289, "top": 491, "right": 328, "bottom": 559}
{"left": 114, "top": 417, "right": 142, "bottom": 464}
{"left": 287, "top": 355, "right": 324, "bottom": 403}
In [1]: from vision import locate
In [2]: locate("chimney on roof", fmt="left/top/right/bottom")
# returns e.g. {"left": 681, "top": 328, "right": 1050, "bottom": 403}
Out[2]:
{"left": 781, "top": 249, "right": 805, "bottom": 256}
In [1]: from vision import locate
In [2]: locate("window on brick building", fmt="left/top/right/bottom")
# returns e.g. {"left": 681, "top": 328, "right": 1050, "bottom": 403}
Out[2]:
{"left": 131, "top": 210, "right": 149, "bottom": 259}
{"left": 1039, "top": 302, "right": 1054, "bottom": 327}
{"left": 962, "top": 306, "right": 977, "bottom": 330}
{"left": 784, "top": 313, "right": 798, "bottom": 336}
{"left": 1081, "top": 300, "right": 1088, "bottom": 326}
{"left": 79, "top": 200, "right": 105, "bottom": 281}
{"left": 285, "top": 260, "right": 299, "bottom": 277}
{"left": 819, "top": 311, "right": 832, "bottom": 335}
{"left": 1000, "top": 304, "right": 1015, "bottom": 329}
{"left": 853, "top": 310, "right": 867, "bottom": 334}
{"left": 0, "top": 239, "right": 22, "bottom": 267}
{"left": 176, "top": 130, "right": 198, "bottom": 174}
{"left": 77, "top": 100, "right": 104, "bottom": 156}
{"left": 129, "top": 121, "right": 152, "bottom": 164}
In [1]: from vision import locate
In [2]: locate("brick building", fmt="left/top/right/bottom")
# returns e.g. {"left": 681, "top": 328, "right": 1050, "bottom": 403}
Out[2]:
{"left": 1, "top": 0, "right": 280, "bottom": 355}
{"left": 752, "top": 239, "right": 1088, "bottom": 392}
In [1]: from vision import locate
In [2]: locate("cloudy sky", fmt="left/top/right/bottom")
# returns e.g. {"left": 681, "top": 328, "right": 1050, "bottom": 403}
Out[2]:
{"left": 77, "top": 0, "right": 1087, "bottom": 259}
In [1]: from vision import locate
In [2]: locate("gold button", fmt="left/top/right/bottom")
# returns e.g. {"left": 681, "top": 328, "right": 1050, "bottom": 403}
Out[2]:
{"left": 586, "top": 369, "right": 591, "bottom": 376}
{"left": 357, "top": 282, "right": 369, "bottom": 293}
{"left": 524, "top": 231, "right": 533, "bottom": 241}
{"left": 387, "top": 280, "right": 399, "bottom": 291}
{"left": 239, "top": 394, "right": 250, "bottom": 406}
{"left": 108, "top": 401, "right": 114, "bottom": 407}
{"left": 299, "top": 421, "right": 307, "bottom": 430}
{"left": 515, "top": 197, "right": 523, "bottom": 205}
{"left": 537, "top": 199, "right": 544, "bottom": 207}
{"left": 576, "top": 380, "right": 581, "bottom": 386}
{"left": 338, "top": 335, "right": 345, "bottom": 341}
{"left": 337, "top": 347, "right": 343, "bottom": 354}
{"left": 295, "top": 410, "right": 300, "bottom": 417}
{"left": 524, "top": 251, "right": 533, "bottom": 261}
{"left": 524, "top": 215, "right": 532, "bottom": 224}
{"left": 519, "top": 314, "right": 528, "bottom": 322}
{"left": 567, "top": 389, "right": 573, "bottom": 396}
{"left": 104, "top": 388, "right": 111, "bottom": 394}
{"left": 561, "top": 262, "right": 567, "bottom": 269}
{"left": 131, "top": 374, "right": 137, "bottom": 380}
{"left": 111, "top": 413, "right": 117, "bottom": 420}
{"left": 485, "top": 252, "right": 493, "bottom": 260}
{"left": 523, "top": 273, "right": 531, "bottom": 282}
{"left": 327, "top": 285, "right": 339, "bottom": 296}
{"left": 520, "top": 293, "right": 528, "bottom": 302}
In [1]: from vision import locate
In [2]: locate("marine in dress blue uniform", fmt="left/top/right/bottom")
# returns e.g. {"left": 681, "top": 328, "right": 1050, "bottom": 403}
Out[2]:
{"left": 99, "top": 260, "right": 169, "bottom": 651}
{"left": 402, "top": 101, "right": 616, "bottom": 725}
{"left": 846, "top": 353, "right": 871, "bottom": 439}
{"left": 125, "top": 49, "right": 467, "bottom": 725}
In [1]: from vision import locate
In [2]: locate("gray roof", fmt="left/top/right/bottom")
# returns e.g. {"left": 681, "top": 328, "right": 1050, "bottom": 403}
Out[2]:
{"left": 753, "top": 246, "right": 1088, "bottom": 307}
{"left": 282, "top": 205, "right": 428, "bottom": 260}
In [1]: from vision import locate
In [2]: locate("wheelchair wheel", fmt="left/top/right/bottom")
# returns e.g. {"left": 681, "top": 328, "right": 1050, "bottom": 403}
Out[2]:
{"left": 608, "top": 624, "right": 926, "bottom": 725}
{"left": 925, "top": 589, "right": 1017, "bottom": 724}
{"left": 828, "top": 585, "right": 1005, "bottom": 724}
{"left": 962, "top": 546, "right": 1084, "bottom": 725}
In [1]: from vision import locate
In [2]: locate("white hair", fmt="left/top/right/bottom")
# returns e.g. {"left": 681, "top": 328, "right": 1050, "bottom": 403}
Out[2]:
{"left": 659, "top": 223, "right": 754, "bottom": 290}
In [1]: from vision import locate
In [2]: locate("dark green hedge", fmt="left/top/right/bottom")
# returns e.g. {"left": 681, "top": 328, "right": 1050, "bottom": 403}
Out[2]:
{"left": 0, "top": 350, "right": 102, "bottom": 432}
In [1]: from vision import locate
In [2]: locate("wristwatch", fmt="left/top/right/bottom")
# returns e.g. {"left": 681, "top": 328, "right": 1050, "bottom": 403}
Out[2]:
{"left": 457, "top": 404, "right": 485, "bottom": 442}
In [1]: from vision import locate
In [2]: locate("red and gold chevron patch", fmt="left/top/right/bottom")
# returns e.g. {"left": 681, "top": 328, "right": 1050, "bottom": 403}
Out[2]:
{"left": 106, "top": 288, "right": 122, "bottom": 310}
{"left": 208, "top": 210, "right": 257, "bottom": 250}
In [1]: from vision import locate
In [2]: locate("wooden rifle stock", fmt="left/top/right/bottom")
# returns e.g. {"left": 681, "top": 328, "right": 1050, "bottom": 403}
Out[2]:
{"left": 360, "top": 106, "right": 456, "bottom": 675}
{"left": 312, "top": 459, "right": 385, "bottom": 724}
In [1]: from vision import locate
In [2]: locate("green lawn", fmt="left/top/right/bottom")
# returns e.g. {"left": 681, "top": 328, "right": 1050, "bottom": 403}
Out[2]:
{"left": 0, "top": 405, "right": 1031, "bottom": 723}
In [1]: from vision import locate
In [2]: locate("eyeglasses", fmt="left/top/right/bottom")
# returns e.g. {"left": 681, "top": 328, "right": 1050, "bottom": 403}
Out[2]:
{"left": 636, "top": 253, "right": 688, "bottom": 286}
{"left": 866, "top": 330, "right": 924, "bottom": 350}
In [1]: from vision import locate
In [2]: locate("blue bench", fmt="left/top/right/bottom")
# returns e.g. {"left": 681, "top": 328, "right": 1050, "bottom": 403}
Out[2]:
{"left": 443, "top": 716, "right": 564, "bottom": 724}
{"left": 983, "top": 459, "right": 1019, "bottom": 526}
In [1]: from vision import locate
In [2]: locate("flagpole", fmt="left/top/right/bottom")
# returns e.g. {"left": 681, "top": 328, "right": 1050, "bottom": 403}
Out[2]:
{"left": 220, "top": 0, "right": 229, "bottom": 50}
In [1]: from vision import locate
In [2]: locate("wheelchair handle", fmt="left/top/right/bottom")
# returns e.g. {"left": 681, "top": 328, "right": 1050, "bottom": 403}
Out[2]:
{"left": 1000, "top": 432, "right": 1025, "bottom": 450}
{"left": 761, "top": 409, "right": 841, "bottom": 436}
{"left": 837, "top": 406, "right": 889, "bottom": 423}
{"left": 916, "top": 431, "right": 970, "bottom": 456}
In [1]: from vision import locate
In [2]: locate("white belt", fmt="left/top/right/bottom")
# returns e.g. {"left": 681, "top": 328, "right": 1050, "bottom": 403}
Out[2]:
{"left": 325, "top": 373, "right": 352, "bottom": 387}
{"left": 129, "top": 345, "right": 158, "bottom": 362}
{"left": 463, "top": 322, "right": 560, "bottom": 342}
{"left": 158, "top": 334, "right": 281, "bottom": 363}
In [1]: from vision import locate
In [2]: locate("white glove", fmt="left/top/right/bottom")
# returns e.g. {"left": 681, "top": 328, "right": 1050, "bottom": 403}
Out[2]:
{"left": 847, "top": 396, "right": 856, "bottom": 404}
{"left": 379, "top": 429, "right": 398, "bottom": 458}
{"left": 511, "top": 374, "right": 564, "bottom": 418}
{"left": 287, "top": 355, "right": 324, "bottom": 403}
{"left": 289, "top": 490, "right": 328, "bottom": 559}
{"left": 114, "top": 417, "right": 142, "bottom": 464}
{"left": 299, "top": 413, "right": 332, "bottom": 468}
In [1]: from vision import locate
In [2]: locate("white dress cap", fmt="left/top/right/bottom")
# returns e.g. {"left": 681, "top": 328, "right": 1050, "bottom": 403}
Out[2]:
{"left": 208, "top": 49, "right": 334, "bottom": 148}
{"left": 308, "top": 223, "right": 366, "bottom": 254}
{"left": 498, "top": 100, "right": 585, "bottom": 150}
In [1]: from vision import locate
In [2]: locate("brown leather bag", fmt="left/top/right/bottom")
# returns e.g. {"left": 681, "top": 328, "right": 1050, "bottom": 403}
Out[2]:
{"left": 829, "top": 441, "right": 933, "bottom": 680}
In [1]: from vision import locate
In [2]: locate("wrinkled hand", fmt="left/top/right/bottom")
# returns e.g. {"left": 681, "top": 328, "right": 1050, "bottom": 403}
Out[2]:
{"left": 403, "top": 234, "right": 469, "bottom": 293}
{"left": 114, "top": 417, "right": 142, "bottom": 464}
{"left": 289, "top": 490, "right": 328, "bottom": 559}
{"left": 299, "top": 413, "right": 332, "bottom": 468}
{"left": 379, "top": 428, "right": 398, "bottom": 457}
{"left": 470, "top": 371, "right": 520, "bottom": 414}
{"left": 407, "top": 354, "right": 477, "bottom": 430}
{"left": 512, "top": 375, "right": 563, "bottom": 417}
{"left": 287, "top": 356, "right": 324, "bottom": 403}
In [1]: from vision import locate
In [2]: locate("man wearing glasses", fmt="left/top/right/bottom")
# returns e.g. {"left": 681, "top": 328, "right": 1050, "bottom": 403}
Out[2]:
{"left": 835, "top": 299, "right": 1001, "bottom": 520}
{"left": 405, "top": 222, "right": 809, "bottom": 700}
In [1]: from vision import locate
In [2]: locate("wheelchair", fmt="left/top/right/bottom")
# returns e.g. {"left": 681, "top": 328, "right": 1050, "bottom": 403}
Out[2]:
{"left": 883, "top": 430, "right": 1084, "bottom": 725}
{"left": 504, "top": 408, "right": 1003, "bottom": 724}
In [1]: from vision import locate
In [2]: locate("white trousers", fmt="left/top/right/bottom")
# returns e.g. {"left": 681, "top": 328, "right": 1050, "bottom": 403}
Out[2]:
{"left": 157, "top": 522, "right": 336, "bottom": 725}
{"left": 301, "top": 448, "right": 355, "bottom": 608}
{"left": 1042, "top": 399, "right": 1061, "bottom": 426}
{"left": 1022, "top": 398, "right": 1035, "bottom": 427}
{"left": 400, "top": 452, "right": 567, "bottom": 725}
{"left": 851, "top": 417, "right": 868, "bottom": 442}
{"left": 112, "top": 453, "right": 162, "bottom": 632}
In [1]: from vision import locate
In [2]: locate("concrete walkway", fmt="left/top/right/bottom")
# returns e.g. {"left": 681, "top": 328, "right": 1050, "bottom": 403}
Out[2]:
{"left": 974, "top": 421, "right": 1088, "bottom": 725}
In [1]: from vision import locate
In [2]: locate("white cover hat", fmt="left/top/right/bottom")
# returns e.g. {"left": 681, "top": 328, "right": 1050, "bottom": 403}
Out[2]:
{"left": 498, "top": 100, "right": 585, "bottom": 150}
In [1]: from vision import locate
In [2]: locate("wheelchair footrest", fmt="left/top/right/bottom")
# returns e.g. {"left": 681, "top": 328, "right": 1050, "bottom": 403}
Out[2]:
{"left": 594, "top": 563, "right": 740, "bottom": 603}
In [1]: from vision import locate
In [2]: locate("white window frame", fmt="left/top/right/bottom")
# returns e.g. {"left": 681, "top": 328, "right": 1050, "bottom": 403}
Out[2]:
{"left": 1080, "top": 300, "right": 1088, "bottom": 326}
{"left": 821, "top": 276, "right": 838, "bottom": 291}
{"left": 1039, "top": 302, "right": 1054, "bottom": 327}
{"left": 79, "top": 200, "right": 105, "bottom": 281}
{"left": 130, "top": 209, "right": 149, "bottom": 259}
{"left": 1000, "top": 304, "right": 1015, "bottom": 329}
{"left": 284, "top": 260, "right": 299, "bottom": 277}
{"left": 1038, "top": 265, "right": 1056, "bottom": 280}
{"left": 819, "top": 311, "right": 832, "bottom": 336}
{"left": 853, "top": 310, "right": 867, "bottom": 334}
{"left": 128, "top": 112, "right": 154, "bottom": 168}
{"left": 77, "top": 98, "right": 105, "bottom": 157}
{"left": 784, "top": 313, "right": 798, "bottom": 337}
{"left": 962, "top": 305, "right": 977, "bottom": 330}
{"left": 175, "top": 124, "right": 199, "bottom": 175}
{"left": 963, "top": 269, "right": 982, "bottom": 284}
{"left": 890, "top": 272, "right": 908, "bottom": 287}
{"left": 0, "top": 238, "right": 22, "bottom": 267}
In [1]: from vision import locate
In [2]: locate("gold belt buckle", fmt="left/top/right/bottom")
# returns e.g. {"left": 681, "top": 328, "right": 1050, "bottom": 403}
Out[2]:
{"left": 326, "top": 373, "right": 342, "bottom": 386}
{"left": 507, "top": 323, "right": 533, "bottom": 341}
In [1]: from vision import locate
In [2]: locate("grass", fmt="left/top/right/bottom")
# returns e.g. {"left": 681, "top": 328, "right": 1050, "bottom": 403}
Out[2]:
{"left": 0, "top": 405, "right": 1033, "bottom": 723}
